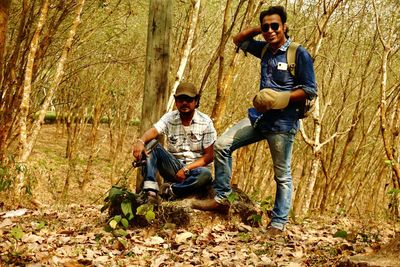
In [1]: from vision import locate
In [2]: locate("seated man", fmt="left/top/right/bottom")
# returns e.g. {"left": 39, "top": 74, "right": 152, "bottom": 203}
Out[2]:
{"left": 132, "top": 82, "right": 217, "bottom": 202}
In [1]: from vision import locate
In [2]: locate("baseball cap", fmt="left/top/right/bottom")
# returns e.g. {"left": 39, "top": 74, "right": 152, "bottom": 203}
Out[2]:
{"left": 175, "top": 82, "right": 198, "bottom": 97}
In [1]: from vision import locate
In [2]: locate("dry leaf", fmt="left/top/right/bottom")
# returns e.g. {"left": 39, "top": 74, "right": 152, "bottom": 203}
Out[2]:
{"left": 175, "top": 231, "right": 193, "bottom": 244}
{"left": 22, "top": 233, "right": 45, "bottom": 243}
{"left": 145, "top": 236, "right": 165, "bottom": 245}
{"left": 2, "top": 208, "right": 28, "bottom": 218}
{"left": 0, "top": 218, "right": 13, "bottom": 228}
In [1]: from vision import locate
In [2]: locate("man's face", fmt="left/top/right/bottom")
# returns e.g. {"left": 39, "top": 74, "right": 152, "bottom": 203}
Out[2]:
{"left": 175, "top": 95, "right": 197, "bottom": 114}
{"left": 261, "top": 14, "right": 287, "bottom": 48}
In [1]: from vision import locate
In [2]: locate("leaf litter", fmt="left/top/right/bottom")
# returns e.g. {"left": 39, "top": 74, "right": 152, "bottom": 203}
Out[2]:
{"left": 0, "top": 202, "right": 399, "bottom": 266}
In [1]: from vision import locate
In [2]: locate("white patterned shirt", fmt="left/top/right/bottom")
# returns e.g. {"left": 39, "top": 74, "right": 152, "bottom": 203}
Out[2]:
{"left": 154, "top": 110, "right": 217, "bottom": 164}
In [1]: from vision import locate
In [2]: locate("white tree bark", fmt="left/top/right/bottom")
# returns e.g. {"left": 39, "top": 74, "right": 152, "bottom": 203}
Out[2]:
{"left": 16, "top": 0, "right": 86, "bottom": 195}
{"left": 166, "top": 0, "right": 201, "bottom": 112}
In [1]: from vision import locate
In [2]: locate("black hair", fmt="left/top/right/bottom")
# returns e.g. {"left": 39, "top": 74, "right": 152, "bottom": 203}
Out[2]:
{"left": 259, "top": 6, "right": 287, "bottom": 24}
{"left": 259, "top": 6, "right": 289, "bottom": 38}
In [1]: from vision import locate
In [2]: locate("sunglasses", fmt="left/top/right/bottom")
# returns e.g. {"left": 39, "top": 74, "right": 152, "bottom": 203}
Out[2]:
{"left": 175, "top": 95, "right": 195, "bottom": 103}
{"left": 261, "top": 22, "right": 280, "bottom": 32}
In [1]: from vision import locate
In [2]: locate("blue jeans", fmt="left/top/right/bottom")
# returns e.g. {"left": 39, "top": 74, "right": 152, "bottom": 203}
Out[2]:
{"left": 213, "top": 118, "right": 296, "bottom": 230}
{"left": 142, "top": 144, "right": 212, "bottom": 197}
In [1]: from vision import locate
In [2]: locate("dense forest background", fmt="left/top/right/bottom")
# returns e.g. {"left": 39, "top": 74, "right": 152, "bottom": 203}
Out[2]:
{"left": 0, "top": 0, "right": 399, "bottom": 222}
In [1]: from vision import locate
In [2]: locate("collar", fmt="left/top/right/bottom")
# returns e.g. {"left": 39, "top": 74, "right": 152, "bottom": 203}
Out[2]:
{"left": 279, "top": 38, "right": 292, "bottom": 52}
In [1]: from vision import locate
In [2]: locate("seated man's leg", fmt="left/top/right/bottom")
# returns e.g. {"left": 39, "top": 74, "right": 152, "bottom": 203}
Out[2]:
{"left": 168, "top": 167, "right": 212, "bottom": 197}
{"left": 142, "top": 144, "right": 181, "bottom": 193}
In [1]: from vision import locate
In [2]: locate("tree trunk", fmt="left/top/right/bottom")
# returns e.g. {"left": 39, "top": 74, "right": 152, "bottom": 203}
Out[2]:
{"left": 0, "top": 0, "right": 11, "bottom": 86}
{"left": 136, "top": 0, "right": 172, "bottom": 192}
{"left": 16, "top": 0, "right": 49, "bottom": 194}
{"left": 80, "top": 104, "right": 103, "bottom": 190}
{"left": 373, "top": 0, "right": 400, "bottom": 189}
{"left": 166, "top": 0, "right": 200, "bottom": 112}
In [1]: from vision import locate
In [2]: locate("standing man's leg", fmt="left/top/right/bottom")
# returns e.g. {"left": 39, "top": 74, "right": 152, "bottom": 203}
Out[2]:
{"left": 192, "top": 118, "right": 264, "bottom": 210}
{"left": 265, "top": 128, "right": 296, "bottom": 231}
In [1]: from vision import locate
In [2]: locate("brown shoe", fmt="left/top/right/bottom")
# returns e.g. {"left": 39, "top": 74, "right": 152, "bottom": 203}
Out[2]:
{"left": 191, "top": 198, "right": 229, "bottom": 213}
{"left": 145, "top": 191, "right": 160, "bottom": 205}
{"left": 159, "top": 183, "right": 175, "bottom": 200}
{"left": 266, "top": 225, "right": 284, "bottom": 236}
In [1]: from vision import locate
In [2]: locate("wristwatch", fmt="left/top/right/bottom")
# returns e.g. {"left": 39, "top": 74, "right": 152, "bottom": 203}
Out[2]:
{"left": 182, "top": 166, "right": 190, "bottom": 176}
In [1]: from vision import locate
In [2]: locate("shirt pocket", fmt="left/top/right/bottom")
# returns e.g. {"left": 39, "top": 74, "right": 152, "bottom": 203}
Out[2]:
{"left": 167, "top": 134, "right": 180, "bottom": 152}
{"left": 272, "top": 69, "right": 291, "bottom": 86}
{"left": 189, "top": 132, "right": 203, "bottom": 152}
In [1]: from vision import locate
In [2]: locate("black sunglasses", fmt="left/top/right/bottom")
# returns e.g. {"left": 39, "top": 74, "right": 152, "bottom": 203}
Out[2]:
{"left": 261, "top": 22, "right": 280, "bottom": 32}
{"left": 175, "top": 95, "right": 195, "bottom": 102}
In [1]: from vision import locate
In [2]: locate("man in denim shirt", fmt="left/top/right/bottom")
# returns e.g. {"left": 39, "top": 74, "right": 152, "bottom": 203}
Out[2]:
{"left": 192, "top": 6, "right": 317, "bottom": 236}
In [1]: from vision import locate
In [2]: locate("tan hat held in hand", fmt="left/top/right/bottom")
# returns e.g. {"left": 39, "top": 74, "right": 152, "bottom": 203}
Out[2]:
{"left": 253, "top": 88, "right": 290, "bottom": 112}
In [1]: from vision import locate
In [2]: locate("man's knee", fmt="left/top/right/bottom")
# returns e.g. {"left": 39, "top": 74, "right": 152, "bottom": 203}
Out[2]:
{"left": 214, "top": 137, "right": 231, "bottom": 154}
{"left": 196, "top": 168, "right": 212, "bottom": 184}
{"left": 274, "top": 173, "right": 292, "bottom": 184}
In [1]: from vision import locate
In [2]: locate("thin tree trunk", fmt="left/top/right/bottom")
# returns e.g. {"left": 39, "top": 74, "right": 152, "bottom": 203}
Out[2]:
{"left": 80, "top": 105, "right": 102, "bottom": 190}
{"left": 0, "top": 0, "right": 30, "bottom": 162}
{"left": 16, "top": 0, "right": 49, "bottom": 194}
{"left": 0, "top": 0, "right": 11, "bottom": 86}
{"left": 296, "top": 0, "right": 349, "bottom": 215}
{"left": 373, "top": 0, "right": 400, "bottom": 188}
{"left": 211, "top": 0, "right": 252, "bottom": 132}
{"left": 166, "top": 0, "right": 200, "bottom": 112}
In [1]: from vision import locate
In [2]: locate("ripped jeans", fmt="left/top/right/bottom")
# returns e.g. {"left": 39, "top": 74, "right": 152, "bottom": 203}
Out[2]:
{"left": 213, "top": 118, "right": 296, "bottom": 230}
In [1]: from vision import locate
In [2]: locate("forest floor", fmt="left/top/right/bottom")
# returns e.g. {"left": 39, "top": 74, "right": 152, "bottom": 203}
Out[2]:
{"left": 0, "top": 200, "right": 399, "bottom": 266}
{"left": 0, "top": 125, "right": 399, "bottom": 266}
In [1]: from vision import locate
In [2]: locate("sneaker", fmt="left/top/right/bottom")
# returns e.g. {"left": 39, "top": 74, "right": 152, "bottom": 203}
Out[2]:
{"left": 191, "top": 198, "right": 230, "bottom": 214}
{"left": 266, "top": 225, "right": 284, "bottom": 237}
{"left": 159, "top": 183, "right": 175, "bottom": 200}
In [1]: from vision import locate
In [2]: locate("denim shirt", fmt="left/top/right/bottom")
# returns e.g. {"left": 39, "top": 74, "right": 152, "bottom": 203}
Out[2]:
{"left": 239, "top": 38, "right": 317, "bottom": 132}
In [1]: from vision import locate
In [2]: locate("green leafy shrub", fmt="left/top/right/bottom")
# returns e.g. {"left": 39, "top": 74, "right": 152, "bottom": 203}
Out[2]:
{"left": 101, "top": 186, "right": 156, "bottom": 231}
{"left": 101, "top": 186, "right": 191, "bottom": 232}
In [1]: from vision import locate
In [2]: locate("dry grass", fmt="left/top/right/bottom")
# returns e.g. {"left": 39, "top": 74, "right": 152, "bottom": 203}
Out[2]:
{"left": 25, "top": 124, "right": 140, "bottom": 206}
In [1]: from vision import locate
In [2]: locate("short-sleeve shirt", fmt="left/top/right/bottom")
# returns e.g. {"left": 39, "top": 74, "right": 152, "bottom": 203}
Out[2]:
{"left": 154, "top": 110, "right": 217, "bottom": 164}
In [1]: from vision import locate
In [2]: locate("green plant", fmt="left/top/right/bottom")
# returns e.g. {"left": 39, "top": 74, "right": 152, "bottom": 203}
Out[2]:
{"left": 10, "top": 226, "right": 24, "bottom": 241}
{"left": 136, "top": 203, "right": 156, "bottom": 222}
{"left": 387, "top": 188, "right": 400, "bottom": 219}
{"left": 0, "top": 155, "right": 37, "bottom": 195}
{"left": 247, "top": 214, "right": 262, "bottom": 224}
{"left": 333, "top": 229, "right": 348, "bottom": 238}
{"left": 227, "top": 192, "right": 238, "bottom": 203}
{"left": 260, "top": 196, "right": 274, "bottom": 214}
{"left": 101, "top": 186, "right": 156, "bottom": 232}
{"left": 238, "top": 232, "right": 251, "bottom": 242}
{"left": 36, "top": 221, "right": 46, "bottom": 230}
{"left": 0, "top": 155, "right": 16, "bottom": 192}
